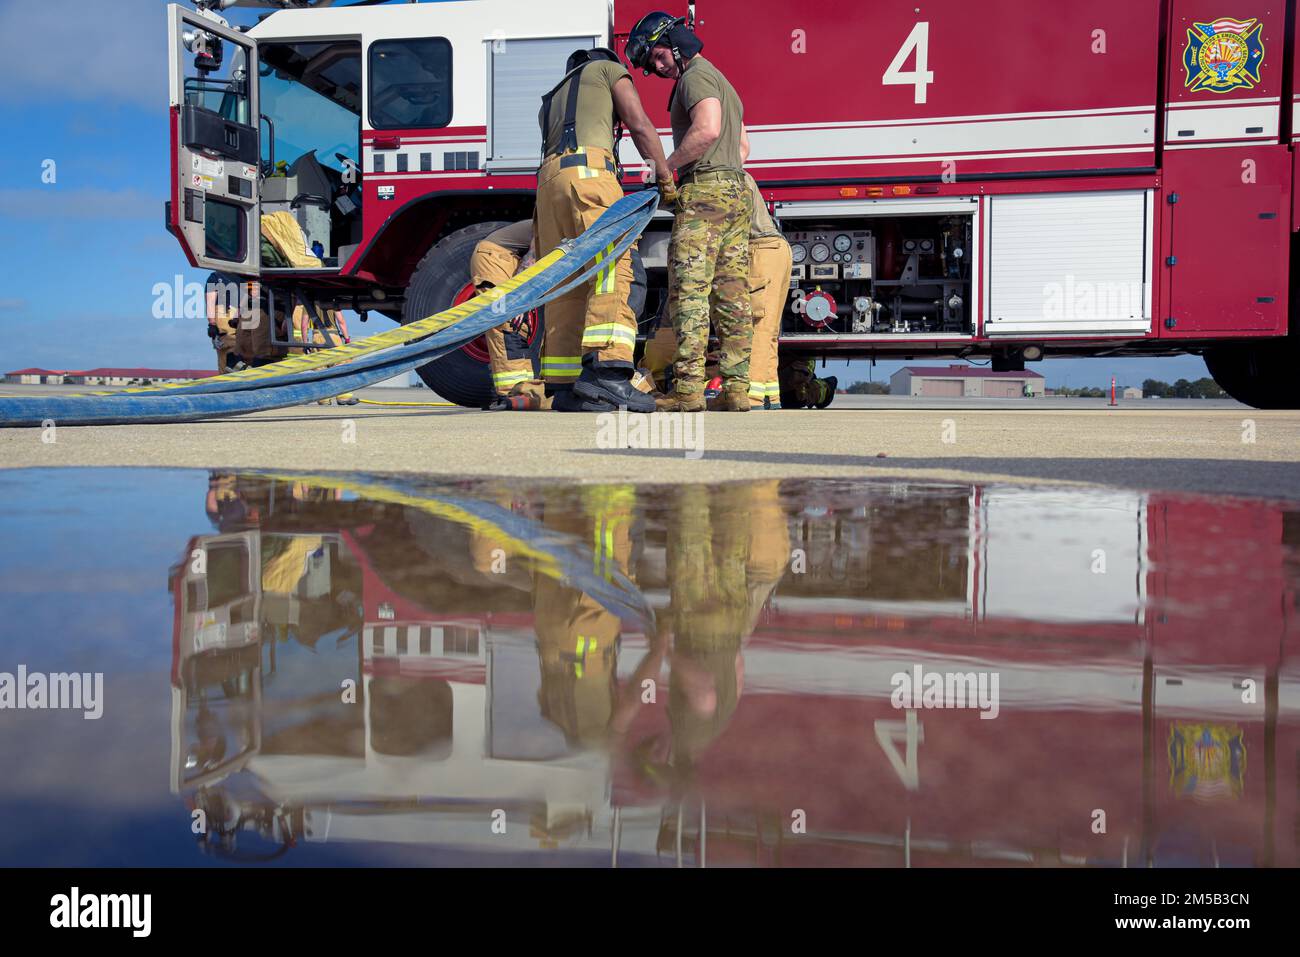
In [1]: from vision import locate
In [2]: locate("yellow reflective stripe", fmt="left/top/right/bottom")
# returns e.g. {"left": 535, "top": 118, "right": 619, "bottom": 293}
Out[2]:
{"left": 591, "top": 243, "right": 618, "bottom": 295}
{"left": 573, "top": 635, "right": 598, "bottom": 678}
{"left": 601, "top": 524, "right": 616, "bottom": 580}
{"left": 580, "top": 323, "right": 637, "bottom": 348}
{"left": 492, "top": 370, "right": 531, "bottom": 388}
{"left": 542, "top": 355, "right": 582, "bottom": 379}
{"left": 591, "top": 512, "right": 623, "bottom": 581}
{"left": 583, "top": 485, "right": 636, "bottom": 513}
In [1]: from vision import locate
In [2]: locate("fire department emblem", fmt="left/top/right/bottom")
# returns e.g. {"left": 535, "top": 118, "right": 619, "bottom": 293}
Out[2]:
{"left": 1168, "top": 722, "right": 1246, "bottom": 801}
{"left": 1183, "top": 17, "right": 1265, "bottom": 93}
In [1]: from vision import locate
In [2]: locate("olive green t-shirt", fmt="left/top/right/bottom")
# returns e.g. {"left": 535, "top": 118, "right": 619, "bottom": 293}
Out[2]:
{"left": 485, "top": 220, "right": 533, "bottom": 255}
{"left": 745, "top": 174, "right": 782, "bottom": 240}
{"left": 669, "top": 56, "right": 745, "bottom": 176}
{"left": 539, "top": 60, "right": 631, "bottom": 155}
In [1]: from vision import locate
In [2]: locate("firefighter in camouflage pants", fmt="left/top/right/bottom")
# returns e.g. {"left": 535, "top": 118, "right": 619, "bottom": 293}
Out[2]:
{"left": 626, "top": 11, "right": 754, "bottom": 412}
{"left": 664, "top": 180, "right": 754, "bottom": 409}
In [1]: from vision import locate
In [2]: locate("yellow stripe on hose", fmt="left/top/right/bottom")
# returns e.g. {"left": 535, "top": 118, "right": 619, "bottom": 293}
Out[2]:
{"left": 70, "top": 248, "right": 569, "bottom": 397}
{"left": 256, "top": 471, "right": 566, "bottom": 582}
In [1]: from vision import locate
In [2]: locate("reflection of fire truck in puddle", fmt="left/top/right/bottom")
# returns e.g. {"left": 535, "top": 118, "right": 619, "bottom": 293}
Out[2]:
{"left": 169, "top": 477, "right": 1300, "bottom": 865}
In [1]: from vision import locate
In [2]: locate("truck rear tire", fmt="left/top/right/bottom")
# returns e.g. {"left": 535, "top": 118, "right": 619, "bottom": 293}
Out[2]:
{"left": 401, "top": 222, "right": 648, "bottom": 407}
{"left": 1204, "top": 337, "right": 1300, "bottom": 410}
{"left": 402, "top": 221, "right": 543, "bottom": 409}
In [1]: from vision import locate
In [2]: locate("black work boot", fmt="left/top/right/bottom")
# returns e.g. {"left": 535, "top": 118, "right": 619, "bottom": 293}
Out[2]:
{"left": 572, "top": 354, "right": 656, "bottom": 414}
{"left": 551, "top": 384, "right": 617, "bottom": 413}
{"left": 814, "top": 376, "right": 839, "bottom": 409}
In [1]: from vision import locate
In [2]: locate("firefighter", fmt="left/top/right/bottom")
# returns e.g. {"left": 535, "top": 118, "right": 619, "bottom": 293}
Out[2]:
{"left": 626, "top": 11, "right": 754, "bottom": 413}
{"left": 235, "top": 283, "right": 288, "bottom": 368}
{"left": 205, "top": 271, "right": 244, "bottom": 373}
{"left": 739, "top": 172, "right": 788, "bottom": 409}
{"left": 298, "top": 304, "right": 360, "bottom": 406}
{"left": 534, "top": 47, "right": 674, "bottom": 413}
{"left": 468, "top": 221, "right": 544, "bottom": 407}
{"left": 532, "top": 485, "right": 636, "bottom": 747}
{"left": 664, "top": 481, "right": 788, "bottom": 766}
{"left": 779, "top": 358, "right": 839, "bottom": 409}
{"left": 641, "top": 172, "right": 788, "bottom": 410}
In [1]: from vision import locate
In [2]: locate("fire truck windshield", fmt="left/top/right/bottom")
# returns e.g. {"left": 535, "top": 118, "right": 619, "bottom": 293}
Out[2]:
{"left": 259, "top": 41, "right": 361, "bottom": 178}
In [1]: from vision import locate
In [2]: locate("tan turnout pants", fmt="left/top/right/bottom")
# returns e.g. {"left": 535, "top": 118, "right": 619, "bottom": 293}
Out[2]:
{"left": 644, "top": 233, "right": 790, "bottom": 408}
{"left": 470, "top": 239, "right": 537, "bottom": 394}
{"left": 534, "top": 147, "right": 637, "bottom": 385}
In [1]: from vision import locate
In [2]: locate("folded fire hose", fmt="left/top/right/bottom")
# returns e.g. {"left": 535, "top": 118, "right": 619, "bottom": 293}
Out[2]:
{"left": 251, "top": 470, "right": 655, "bottom": 631}
{"left": 0, "top": 189, "right": 659, "bottom": 427}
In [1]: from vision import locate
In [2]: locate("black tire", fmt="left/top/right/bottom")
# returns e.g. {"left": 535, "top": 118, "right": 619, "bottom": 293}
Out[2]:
{"left": 402, "top": 223, "right": 648, "bottom": 407}
{"left": 1204, "top": 336, "right": 1300, "bottom": 409}
{"left": 402, "top": 221, "right": 543, "bottom": 408}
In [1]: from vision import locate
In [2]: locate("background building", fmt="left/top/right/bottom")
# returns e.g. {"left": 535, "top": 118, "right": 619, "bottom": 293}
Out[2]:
{"left": 890, "top": 365, "right": 1045, "bottom": 398}
{"left": 4, "top": 368, "right": 219, "bottom": 386}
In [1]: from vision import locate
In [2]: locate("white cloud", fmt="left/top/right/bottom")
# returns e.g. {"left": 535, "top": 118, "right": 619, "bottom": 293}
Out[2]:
{"left": 0, "top": 1, "right": 169, "bottom": 109}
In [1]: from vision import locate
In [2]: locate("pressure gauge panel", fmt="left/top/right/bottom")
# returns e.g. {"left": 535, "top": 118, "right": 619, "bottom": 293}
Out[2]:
{"left": 785, "top": 231, "right": 875, "bottom": 267}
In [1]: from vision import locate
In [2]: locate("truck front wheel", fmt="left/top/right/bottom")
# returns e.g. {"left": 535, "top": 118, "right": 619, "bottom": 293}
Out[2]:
{"left": 1204, "top": 336, "right": 1300, "bottom": 410}
{"left": 402, "top": 221, "right": 543, "bottom": 409}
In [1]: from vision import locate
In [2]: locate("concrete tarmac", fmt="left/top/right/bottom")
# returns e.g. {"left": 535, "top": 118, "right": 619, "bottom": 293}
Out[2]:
{"left": 2, "top": 386, "right": 1297, "bottom": 500}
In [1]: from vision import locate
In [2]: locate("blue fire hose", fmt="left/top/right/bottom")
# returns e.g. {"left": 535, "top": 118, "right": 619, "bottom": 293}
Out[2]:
{"left": 0, "top": 190, "right": 659, "bottom": 427}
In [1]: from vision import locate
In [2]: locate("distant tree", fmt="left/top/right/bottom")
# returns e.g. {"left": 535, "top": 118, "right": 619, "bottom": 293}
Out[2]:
{"left": 1142, "top": 378, "right": 1173, "bottom": 398}
{"left": 846, "top": 381, "right": 890, "bottom": 395}
{"left": 1192, "top": 377, "right": 1227, "bottom": 399}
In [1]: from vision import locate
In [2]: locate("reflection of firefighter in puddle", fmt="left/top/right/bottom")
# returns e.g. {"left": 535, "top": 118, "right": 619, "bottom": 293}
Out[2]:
{"left": 665, "top": 481, "right": 789, "bottom": 768}
{"left": 465, "top": 483, "right": 666, "bottom": 749}
{"left": 466, "top": 484, "right": 667, "bottom": 753}
{"left": 533, "top": 486, "right": 635, "bottom": 748}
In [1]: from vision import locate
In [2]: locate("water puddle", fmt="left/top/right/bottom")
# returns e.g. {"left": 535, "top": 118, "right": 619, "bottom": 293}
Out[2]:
{"left": 0, "top": 469, "right": 1296, "bottom": 866}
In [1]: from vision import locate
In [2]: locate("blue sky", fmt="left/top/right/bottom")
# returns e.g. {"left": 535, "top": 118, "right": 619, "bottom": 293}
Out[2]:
{"left": 0, "top": 0, "right": 1211, "bottom": 388}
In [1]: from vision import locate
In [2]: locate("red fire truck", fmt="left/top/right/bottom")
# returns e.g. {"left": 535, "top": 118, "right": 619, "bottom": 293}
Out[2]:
{"left": 167, "top": 0, "right": 1300, "bottom": 408}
